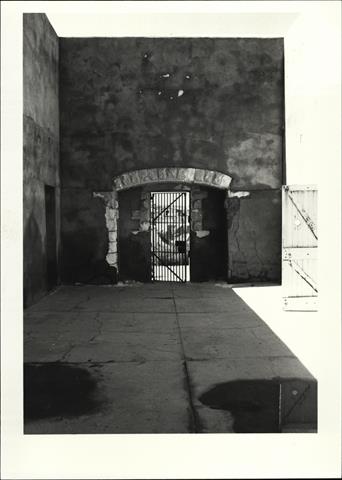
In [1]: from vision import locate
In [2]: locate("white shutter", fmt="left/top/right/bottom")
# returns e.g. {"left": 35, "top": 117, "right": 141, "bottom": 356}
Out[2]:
{"left": 282, "top": 185, "right": 318, "bottom": 311}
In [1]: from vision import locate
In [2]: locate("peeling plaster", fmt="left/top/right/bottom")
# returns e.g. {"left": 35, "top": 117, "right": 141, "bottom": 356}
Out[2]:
{"left": 95, "top": 168, "right": 234, "bottom": 277}
{"left": 94, "top": 191, "right": 118, "bottom": 270}
{"left": 226, "top": 133, "right": 282, "bottom": 189}
{"left": 178, "top": 90, "right": 184, "bottom": 97}
{"left": 228, "top": 191, "right": 250, "bottom": 198}
{"left": 195, "top": 230, "right": 210, "bottom": 238}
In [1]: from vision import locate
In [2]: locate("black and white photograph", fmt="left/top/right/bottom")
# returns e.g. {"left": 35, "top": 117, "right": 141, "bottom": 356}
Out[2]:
{"left": 1, "top": 1, "right": 341, "bottom": 478}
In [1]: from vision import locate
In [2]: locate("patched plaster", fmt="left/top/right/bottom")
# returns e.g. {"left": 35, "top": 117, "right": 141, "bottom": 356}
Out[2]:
{"left": 95, "top": 167, "right": 236, "bottom": 273}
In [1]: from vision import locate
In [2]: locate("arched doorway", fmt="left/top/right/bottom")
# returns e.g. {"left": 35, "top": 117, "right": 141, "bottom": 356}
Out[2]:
{"left": 94, "top": 167, "right": 233, "bottom": 283}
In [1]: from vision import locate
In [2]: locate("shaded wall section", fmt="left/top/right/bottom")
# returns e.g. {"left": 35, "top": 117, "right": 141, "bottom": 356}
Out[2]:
{"left": 23, "top": 14, "right": 60, "bottom": 306}
{"left": 59, "top": 37, "right": 284, "bottom": 283}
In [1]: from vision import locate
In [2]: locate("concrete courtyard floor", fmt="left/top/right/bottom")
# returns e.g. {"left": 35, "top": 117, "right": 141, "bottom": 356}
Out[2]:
{"left": 24, "top": 283, "right": 317, "bottom": 434}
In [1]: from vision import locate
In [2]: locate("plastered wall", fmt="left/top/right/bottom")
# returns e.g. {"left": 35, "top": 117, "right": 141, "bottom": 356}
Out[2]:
{"left": 23, "top": 14, "right": 60, "bottom": 306}
{"left": 59, "top": 37, "right": 284, "bottom": 283}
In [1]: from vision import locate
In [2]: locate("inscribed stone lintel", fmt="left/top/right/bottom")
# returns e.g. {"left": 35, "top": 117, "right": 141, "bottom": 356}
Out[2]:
{"left": 113, "top": 168, "right": 232, "bottom": 191}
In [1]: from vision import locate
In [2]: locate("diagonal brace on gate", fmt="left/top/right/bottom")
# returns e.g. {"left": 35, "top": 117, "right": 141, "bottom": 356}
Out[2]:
{"left": 152, "top": 193, "right": 184, "bottom": 223}
{"left": 288, "top": 259, "right": 318, "bottom": 293}
{"left": 287, "top": 189, "right": 317, "bottom": 240}
{"left": 151, "top": 252, "right": 185, "bottom": 282}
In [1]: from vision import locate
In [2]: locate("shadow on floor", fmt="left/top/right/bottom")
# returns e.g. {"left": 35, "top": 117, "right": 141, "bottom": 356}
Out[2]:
{"left": 24, "top": 363, "right": 101, "bottom": 421}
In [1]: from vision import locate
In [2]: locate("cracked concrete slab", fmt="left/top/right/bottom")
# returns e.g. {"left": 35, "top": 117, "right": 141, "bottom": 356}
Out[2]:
{"left": 177, "top": 312, "right": 261, "bottom": 329}
{"left": 66, "top": 332, "right": 182, "bottom": 363}
{"left": 175, "top": 297, "right": 253, "bottom": 314}
{"left": 181, "top": 327, "right": 293, "bottom": 360}
{"left": 25, "top": 361, "right": 190, "bottom": 434}
{"left": 24, "top": 284, "right": 317, "bottom": 433}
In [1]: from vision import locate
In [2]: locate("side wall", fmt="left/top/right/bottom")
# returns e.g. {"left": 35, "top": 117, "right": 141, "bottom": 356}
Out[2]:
{"left": 23, "top": 14, "right": 60, "bottom": 306}
{"left": 59, "top": 37, "right": 284, "bottom": 283}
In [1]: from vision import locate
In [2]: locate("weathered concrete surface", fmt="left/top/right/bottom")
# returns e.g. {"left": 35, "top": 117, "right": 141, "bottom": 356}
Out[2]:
{"left": 59, "top": 37, "right": 284, "bottom": 285}
{"left": 227, "top": 189, "right": 282, "bottom": 282}
{"left": 61, "top": 188, "right": 117, "bottom": 284}
{"left": 24, "top": 284, "right": 316, "bottom": 433}
{"left": 59, "top": 38, "right": 284, "bottom": 189}
{"left": 23, "top": 14, "right": 60, "bottom": 306}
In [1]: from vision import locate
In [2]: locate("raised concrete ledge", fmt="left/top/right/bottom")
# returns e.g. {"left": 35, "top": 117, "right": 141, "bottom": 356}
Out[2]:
{"left": 114, "top": 167, "right": 232, "bottom": 191}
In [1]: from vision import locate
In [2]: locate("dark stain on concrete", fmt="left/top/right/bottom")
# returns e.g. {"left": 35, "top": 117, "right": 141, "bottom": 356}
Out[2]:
{"left": 24, "top": 363, "right": 100, "bottom": 421}
{"left": 199, "top": 380, "right": 281, "bottom": 433}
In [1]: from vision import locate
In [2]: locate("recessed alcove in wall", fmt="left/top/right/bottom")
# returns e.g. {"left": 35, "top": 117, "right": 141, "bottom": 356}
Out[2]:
{"left": 94, "top": 167, "right": 234, "bottom": 281}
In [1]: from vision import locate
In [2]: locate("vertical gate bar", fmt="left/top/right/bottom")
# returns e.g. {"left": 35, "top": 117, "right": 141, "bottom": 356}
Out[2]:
{"left": 179, "top": 192, "right": 182, "bottom": 282}
{"left": 154, "top": 192, "right": 156, "bottom": 281}
{"left": 185, "top": 192, "right": 187, "bottom": 282}
{"left": 176, "top": 193, "right": 179, "bottom": 282}
{"left": 180, "top": 192, "right": 182, "bottom": 282}
{"left": 161, "top": 192, "right": 163, "bottom": 281}
{"left": 172, "top": 192, "right": 174, "bottom": 282}
{"left": 159, "top": 193, "right": 165, "bottom": 280}
{"left": 179, "top": 192, "right": 181, "bottom": 282}
{"left": 177, "top": 194, "right": 183, "bottom": 279}
{"left": 180, "top": 192, "right": 182, "bottom": 281}
{"left": 184, "top": 192, "right": 187, "bottom": 282}
{"left": 188, "top": 191, "right": 189, "bottom": 282}
{"left": 165, "top": 192, "right": 167, "bottom": 282}
{"left": 164, "top": 193, "right": 170, "bottom": 282}
{"left": 175, "top": 192, "right": 178, "bottom": 283}
{"left": 154, "top": 193, "right": 156, "bottom": 281}
{"left": 168, "top": 192, "right": 170, "bottom": 282}
{"left": 156, "top": 193, "right": 158, "bottom": 281}
{"left": 170, "top": 192, "right": 172, "bottom": 282}
{"left": 173, "top": 192, "right": 175, "bottom": 282}
{"left": 188, "top": 191, "right": 190, "bottom": 282}
{"left": 158, "top": 192, "right": 160, "bottom": 281}
{"left": 162, "top": 192, "right": 163, "bottom": 281}
{"left": 156, "top": 192, "right": 158, "bottom": 282}
{"left": 176, "top": 192, "right": 178, "bottom": 282}
{"left": 182, "top": 192, "right": 185, "bottom": 282}
{"left": 160, "top": 192, "right": 162, "bottom": 281}
{"left": 169, "top": 192, "right": 171, "bottom": 282}
{"left": 151, "top": 193, "right": 153, "bottom": 282}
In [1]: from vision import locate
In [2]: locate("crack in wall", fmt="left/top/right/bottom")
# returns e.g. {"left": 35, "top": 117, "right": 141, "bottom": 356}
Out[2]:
{"left": 231, "top": 200, "right": 251, "bottom": 278}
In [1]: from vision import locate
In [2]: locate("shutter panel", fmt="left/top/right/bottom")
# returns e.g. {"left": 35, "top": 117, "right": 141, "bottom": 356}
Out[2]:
{"left": 282, "top": 185, "right": 318, "bottom": 311}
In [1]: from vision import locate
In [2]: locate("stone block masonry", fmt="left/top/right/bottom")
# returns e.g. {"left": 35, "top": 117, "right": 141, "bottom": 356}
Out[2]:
{"left": 95, "top": 168, "right": 232, "bottom": 274}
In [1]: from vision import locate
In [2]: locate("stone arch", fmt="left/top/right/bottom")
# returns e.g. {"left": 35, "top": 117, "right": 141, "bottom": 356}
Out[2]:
{"left": 114, "top": 167, "right": 232, "bottom": 191}
{"left": 94, "top": 168, "right": 246, "bottom": 275}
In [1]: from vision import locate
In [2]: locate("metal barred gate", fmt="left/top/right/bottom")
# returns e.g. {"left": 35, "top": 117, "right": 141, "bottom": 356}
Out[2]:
{"left": 282, "top": 185, "right": 318, "bottom": 311}
{"left": 150, "top": 191, "right": 190, "bottom": 282}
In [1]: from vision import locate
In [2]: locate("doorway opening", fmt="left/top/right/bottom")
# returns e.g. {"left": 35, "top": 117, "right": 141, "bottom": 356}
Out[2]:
{"left": 44, "top": 185, "right": 57, "bottom": 291}
{"left": 150, "top": 191, "right": 190, "bottom": 282}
